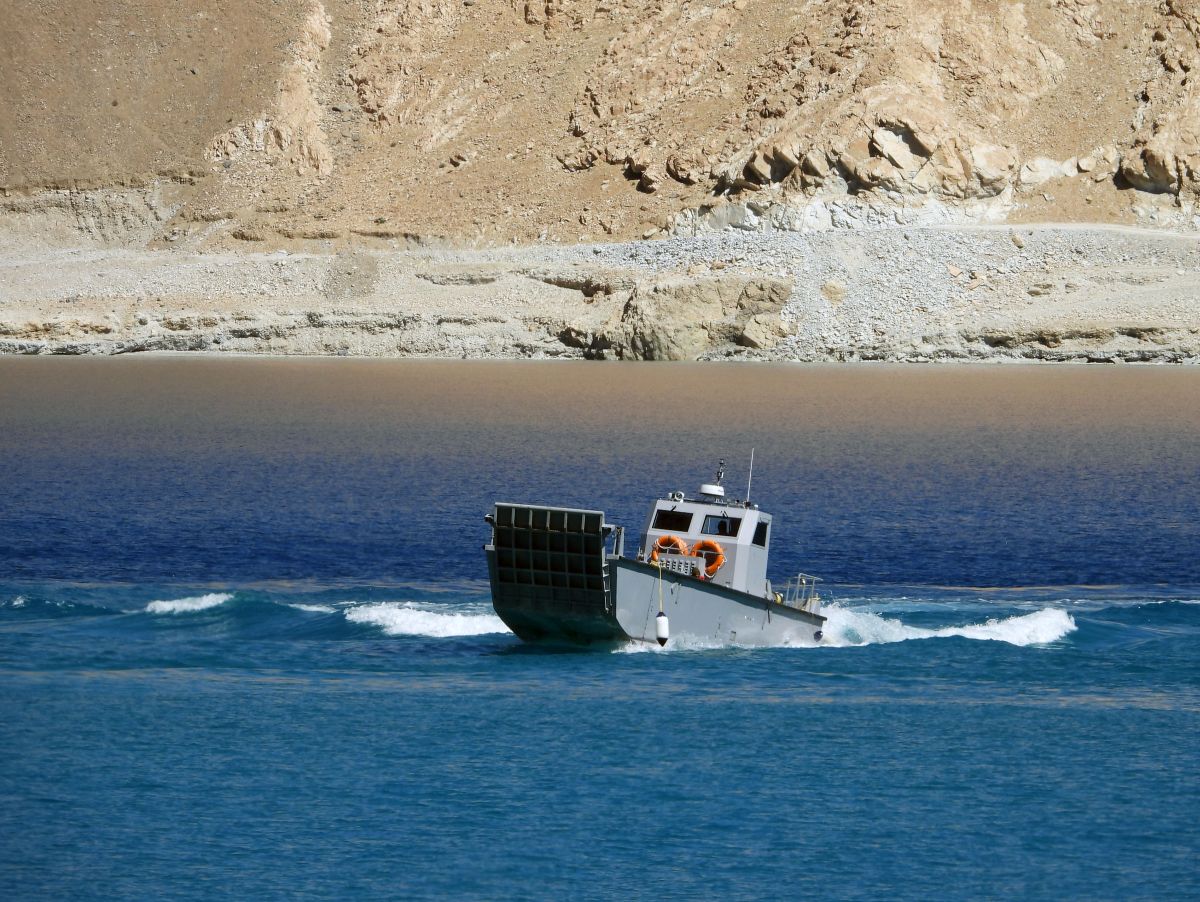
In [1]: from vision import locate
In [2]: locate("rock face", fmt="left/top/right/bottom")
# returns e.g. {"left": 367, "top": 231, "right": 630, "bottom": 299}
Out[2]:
{"left": 208, "top": 3, "right": 334, "bottom": 178}
{"left": 1120, "top": 0, "right": 1200, "bottom": 198}
{"left": 594, "top": 277, "right": 792, "bottom": 360}
{"left": 3, "top": 0, "right": 1200, "bottom": 247}
{"left": 567, "top": 0, "right": 1059, "bottom": 205}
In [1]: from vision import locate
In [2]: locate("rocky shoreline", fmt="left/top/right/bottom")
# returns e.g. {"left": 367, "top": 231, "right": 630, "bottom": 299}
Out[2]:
{"left": 2, "top": 223, "right": 1198, "bottom": 363}
{"left": 5, "top": 0, "right": 1200, "bottom": 366}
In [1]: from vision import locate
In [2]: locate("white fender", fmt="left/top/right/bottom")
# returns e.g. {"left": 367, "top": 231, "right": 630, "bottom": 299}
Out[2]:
{"left": 655, "top": 611, "right": 669, "bottom": 647}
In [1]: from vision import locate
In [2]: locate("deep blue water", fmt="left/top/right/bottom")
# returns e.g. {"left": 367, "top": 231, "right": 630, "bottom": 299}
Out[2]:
{"left": 1, "top": 359, "right": 1198, "bottom": 900}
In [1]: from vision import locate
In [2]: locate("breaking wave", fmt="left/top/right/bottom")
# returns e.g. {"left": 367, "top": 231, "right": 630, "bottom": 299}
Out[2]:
{"left": 145, "top": 593, "right": 235, "bottom": 614}
{"left": 820, "top": 606, "right": 1076, "bottom": 647}
{"left": 344, "top": 602, "right": 511, "bottom": 638}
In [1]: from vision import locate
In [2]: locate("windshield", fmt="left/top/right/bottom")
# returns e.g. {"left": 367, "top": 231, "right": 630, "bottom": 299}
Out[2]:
{"left": 701, "top": 515, "right": 741, "bottom": 537}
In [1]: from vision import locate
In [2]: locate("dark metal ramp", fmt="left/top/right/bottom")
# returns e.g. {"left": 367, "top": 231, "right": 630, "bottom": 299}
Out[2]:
{"left": 486, "top": 503, "right": 617, "bottom": 641}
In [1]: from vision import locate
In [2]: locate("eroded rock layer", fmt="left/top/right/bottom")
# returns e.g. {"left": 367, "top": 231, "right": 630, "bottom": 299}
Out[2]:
{"left": 4, "top": 0, "right": 1200, "bottom": 246}
{"left": 2, "top": 226, "right": 1197, "bottom": 363}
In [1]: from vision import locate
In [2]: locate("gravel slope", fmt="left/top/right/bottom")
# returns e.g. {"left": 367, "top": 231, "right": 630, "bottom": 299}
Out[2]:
{"left": 2, "top": 224, "right": 1197, "bottom": 362}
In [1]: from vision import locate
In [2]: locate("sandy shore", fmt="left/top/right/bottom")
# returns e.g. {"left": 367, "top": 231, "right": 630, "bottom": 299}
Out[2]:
{"left": 2, "top": 223, "right": 1198, "bottom": 362}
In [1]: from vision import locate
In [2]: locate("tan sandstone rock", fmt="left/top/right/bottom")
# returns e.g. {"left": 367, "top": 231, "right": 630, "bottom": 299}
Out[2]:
{"left": 600, "top": 275, "right": 792, "bottom": 360}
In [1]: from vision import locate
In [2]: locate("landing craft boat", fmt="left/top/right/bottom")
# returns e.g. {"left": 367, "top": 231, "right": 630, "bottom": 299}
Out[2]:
{"left": 485, "top": 462, "right": 825, "bottom": 647}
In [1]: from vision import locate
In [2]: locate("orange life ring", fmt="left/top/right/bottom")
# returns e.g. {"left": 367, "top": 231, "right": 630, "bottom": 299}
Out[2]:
{"left": 690, "top": 539, "right": 726, "bottom": 579}
{"left": 649, "top": 534, "right": 689, "bottom": 562}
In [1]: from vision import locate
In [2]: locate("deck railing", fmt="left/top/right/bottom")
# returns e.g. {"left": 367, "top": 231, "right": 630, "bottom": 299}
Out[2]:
{"left": 780, "top": 573, "right": 823, "bottom": 613}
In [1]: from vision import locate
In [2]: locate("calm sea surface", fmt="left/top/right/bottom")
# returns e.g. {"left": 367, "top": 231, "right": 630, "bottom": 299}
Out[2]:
{"left": 1, "top": 358, "right": 1198, "bottom": 900}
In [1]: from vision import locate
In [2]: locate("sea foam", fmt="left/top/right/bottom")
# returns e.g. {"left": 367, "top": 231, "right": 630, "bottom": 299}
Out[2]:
{"left": 145, "top": 593, "right": 235, "bottom": 614}
{"left": 821, "top": 606, "right": 1076, "bottom": 648}
{"left": 345, "top": 599, "right": 1075, "bottom": 647}
{"left": 617, "top": 606, "right": 1076, "bottom": 652}
{"left": 344, "top": 602, "right": 511, "bottom": 638}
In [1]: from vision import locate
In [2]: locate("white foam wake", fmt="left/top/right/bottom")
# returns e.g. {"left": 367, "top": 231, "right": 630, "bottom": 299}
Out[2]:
{"left": 615, "top": 634, "right": 741, "bottom": 654}
{"left": 821, "top": 606, "right": 1076, "bottom": 647}
{"left": 145, "top": 593, "right": 234, "bottom": 614}
{"left": 617, "top": 606, "right": 1075, "bottom": 652}
{"left": 344, "top": 602, "right": 511, "bottom": 638}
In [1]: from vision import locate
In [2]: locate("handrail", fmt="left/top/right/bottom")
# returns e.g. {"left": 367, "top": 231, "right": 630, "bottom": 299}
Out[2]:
{"left": 781, "top": 572, "right": 823, "bottom": 613}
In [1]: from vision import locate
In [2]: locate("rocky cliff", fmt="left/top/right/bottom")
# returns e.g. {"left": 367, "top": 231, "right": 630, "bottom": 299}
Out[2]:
{"left": 2, "top": 1, "right": 1198, "bottom": 363}
{"left": 3, "top": 0, "right": 1200, "bottom": 248}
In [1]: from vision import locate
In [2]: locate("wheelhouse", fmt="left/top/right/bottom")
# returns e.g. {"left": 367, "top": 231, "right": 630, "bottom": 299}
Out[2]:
{"left": 638, "top": 479, "right": 772, "bottom": 598}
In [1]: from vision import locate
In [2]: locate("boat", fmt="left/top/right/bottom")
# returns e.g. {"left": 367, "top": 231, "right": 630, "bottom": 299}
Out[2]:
{"left": 484, "top": 461, "right": 826, "bottom": 647}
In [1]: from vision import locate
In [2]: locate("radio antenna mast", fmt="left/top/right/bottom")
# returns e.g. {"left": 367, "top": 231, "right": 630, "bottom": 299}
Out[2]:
{"left": 746, "top": 448, "right": 755, "bottom": 503}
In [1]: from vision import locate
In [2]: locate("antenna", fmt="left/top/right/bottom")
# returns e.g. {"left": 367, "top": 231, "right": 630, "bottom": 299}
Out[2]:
{"left": 715, "top": 458, "right": 726, "bottom": 486}
{"left": 746, "top": 448, "right": 754, "bottom": 503}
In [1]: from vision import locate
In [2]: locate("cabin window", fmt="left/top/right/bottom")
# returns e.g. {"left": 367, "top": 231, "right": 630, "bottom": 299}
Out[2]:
{"left": 753, "top": 521, "right": 769, "bottom": 547}
{"left": 701, "top": 515, "right": 742, "bottom": 537}
{"left": 652, "top": 509, "right": 693, "bottom": 532}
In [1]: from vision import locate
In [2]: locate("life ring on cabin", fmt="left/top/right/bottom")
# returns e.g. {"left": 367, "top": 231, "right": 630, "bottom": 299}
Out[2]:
{"left": 690, "top": 539, "right": 726, "bottom": 579}
{"left": 649, "top": 534, "right": 689, "bottom": 562}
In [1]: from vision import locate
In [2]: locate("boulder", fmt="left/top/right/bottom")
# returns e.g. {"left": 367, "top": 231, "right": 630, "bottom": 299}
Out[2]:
{"left": 1121, "top": 140, "right": 1180, "bottom": 193}
{"left": 614, "top": 280, "right": 727, "bottom": 360}
{"left": 768, "top": 141, "right": 801, "bottom": 171}
{"left": 837, "top": 136, "right": 873, "bottom": 177}
{"left": 738, "top": 313, "right": 786, "bottom": 349}
{"left": 801, "top": 149, "right": 831, "bottom": 179}
{"left": 1019, "top": 157, "right": 1066, "bottom": 186}
{"left": 871, "top": 127, "right": 922, "bottom": 173}
{"left": 744, "top": 152, "right": 773, "bottom": 184}
{"left": 599, "top": 275, "right": 793, "bottom": 360}
{"left": 970, "top": 143, "right": 1018, "bottom": 192}
{"left": 637, "top": 166, "right": 665, "bottom": 193}
{"left": 666, "top": 153, "right": 700, "bottom": 185}
{"left": 853, "top": 156, "right": 903, "bottom": 190}
{"left": 872, "top": 102, "right": 943, "bottom": 156}
{"left": 736, "top": 278, "right": 793, "bottom": 314}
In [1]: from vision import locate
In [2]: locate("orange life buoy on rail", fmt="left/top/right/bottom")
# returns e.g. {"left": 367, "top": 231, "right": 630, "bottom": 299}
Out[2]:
{"left": 649, "top": 534, "right": 689, "bottom": 562}
{"left": 690, "top": 539, "right": 726, "bottom": 579}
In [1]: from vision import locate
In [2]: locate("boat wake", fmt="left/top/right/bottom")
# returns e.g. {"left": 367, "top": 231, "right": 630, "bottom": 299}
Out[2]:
{"left": 344, "top": 602, "right": 510, "bottom": 638}
{"left": 618, "top": 606, "right": 1076, "bottom": 652}
{"left": 127, "top": 593, "right": 1080, "bottom": 646}
{"left": 0, "top": 589, "right": 1103, "bottom": 651}
{"left": 337, "top": 601, "right": 1066, "bottom": 647}
{"left": 820, "top": 606, "right": 1076, "bottom": 647}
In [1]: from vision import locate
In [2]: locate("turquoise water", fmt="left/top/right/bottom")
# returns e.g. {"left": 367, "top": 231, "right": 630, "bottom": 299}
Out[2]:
{"left": 1, "top": 360, "right": 1198, "bottom": 900}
